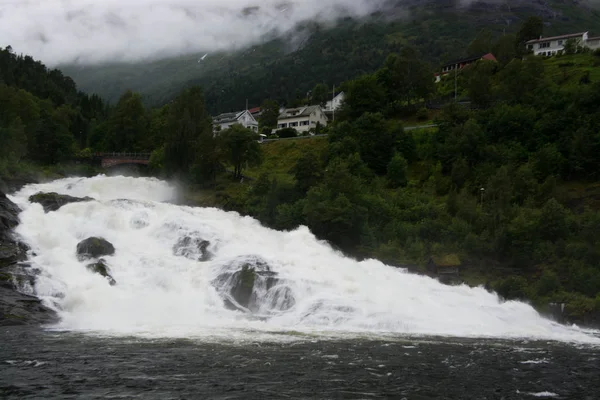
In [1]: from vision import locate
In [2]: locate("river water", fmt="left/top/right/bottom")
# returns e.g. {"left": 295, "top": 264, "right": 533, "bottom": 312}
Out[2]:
{"left": 1, "top": 176, "right": 599, "bottom": 398}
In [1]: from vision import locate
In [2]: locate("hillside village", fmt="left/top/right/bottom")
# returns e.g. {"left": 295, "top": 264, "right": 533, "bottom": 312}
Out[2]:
{"left": 212, "top": 29, "right": 599, "bottom": 137}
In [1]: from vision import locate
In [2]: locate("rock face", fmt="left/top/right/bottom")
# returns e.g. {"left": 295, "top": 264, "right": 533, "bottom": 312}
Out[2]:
{"left": 173, "top": 235, "right": 212, "bottom": 262}
{"left": 29, "top": 192, "right": 93, "bottom": 213}
{"left": 86, "top": 259, "right": 116, "bottom": 286}
{"left": 76, "top": 237, "right": 115, "bottom": 260}
{"left": 213, "top": 256, "right": 295, "bottom": 314}
{"left": 0, "top": 190, "right": 57, "bottom": 326}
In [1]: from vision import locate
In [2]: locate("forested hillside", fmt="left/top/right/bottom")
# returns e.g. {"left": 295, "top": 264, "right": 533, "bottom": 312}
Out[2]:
{"left": 0, "top": 46, "right": 107, "bottom": 180}
{"left": 60, "top": 0, "right": 600, "bottom": 113}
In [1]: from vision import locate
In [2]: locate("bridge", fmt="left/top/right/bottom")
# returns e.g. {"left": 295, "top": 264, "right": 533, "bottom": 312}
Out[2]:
{"left": 93, "top": 153, "right": 152, "bottom": 168}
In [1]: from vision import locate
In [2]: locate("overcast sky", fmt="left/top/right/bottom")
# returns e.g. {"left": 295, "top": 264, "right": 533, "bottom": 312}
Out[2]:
{"left": 0, "top": 0, "right": 388, "bottom": 65}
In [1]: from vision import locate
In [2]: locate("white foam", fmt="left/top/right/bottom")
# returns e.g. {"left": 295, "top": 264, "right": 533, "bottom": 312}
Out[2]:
{"left": 9, "top": 176, "right": 600, "bottom": 344}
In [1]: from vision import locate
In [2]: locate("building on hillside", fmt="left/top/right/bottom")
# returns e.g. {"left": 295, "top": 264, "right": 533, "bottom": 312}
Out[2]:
{"left": 526, "top": 32, "right": 591, "bottom": 56}
{"left": 324, "top": 91, "right": 345, "bottom": 112}
{"left": 213, "top": 110, "right": 258, "bottom": 133}
{"left": 435, "top": 53, "right": 497, "bottom": 83}
{"left": 248, "top": 106, "right": 262, "bottom": 119}
{"left": 584, "top": 35, "right": 600, "bottom": 50}
{"left": 276, "top": 105, "right": 329, "bottom": 134}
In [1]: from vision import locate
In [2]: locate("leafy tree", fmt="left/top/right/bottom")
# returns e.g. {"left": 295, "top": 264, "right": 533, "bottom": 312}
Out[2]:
{"left": 467, "top": 29, "right": 494, "bottom": 56}
{"left": 338, "top": 74, "right": 386, "bottom": 120}
{"left": 258, "top": 99, "right": 280, "bottom": 133}
{"left": 387, "top": 153, "right": 408, "bottom": 188}
{"left": 292, "top": 152, "right": 324, "bottom": 194}
{"left": 310, "top": 83, "right": 330, "bottom": 106}
{"left": 106, "top": 90, "right": 147, "bottom": 151}
{"left": 516, "top": 16, "right": 543, "bottom": 55}
{"left": 377, "top": 47, "right": 435, "bottom": 107}
{"left": 493, "top": 34, "right": 517, "bottom": 66}
{"left": 164, "top": 86, "right": 213, "bottom": 177}
{"left": 219, "top": 124, "right": 262, "bottom": 179}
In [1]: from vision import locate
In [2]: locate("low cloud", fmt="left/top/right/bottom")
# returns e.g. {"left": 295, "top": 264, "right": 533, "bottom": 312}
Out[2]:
{"left": 0, "top": 0, "right": 387, "bottom": 65}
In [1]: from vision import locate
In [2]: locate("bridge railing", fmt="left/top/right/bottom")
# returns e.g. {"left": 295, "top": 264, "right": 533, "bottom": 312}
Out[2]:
{"left": 94, "top": 152, "right": 152, "bottom": 159}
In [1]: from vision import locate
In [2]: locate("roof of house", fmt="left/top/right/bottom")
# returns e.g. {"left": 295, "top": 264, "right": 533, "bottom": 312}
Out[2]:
{"left": 278, "top": 105, "right": 322, "bottom": 120}
{"left": 248, "top": 107, "right": 261, "bottom": 114}
{"left": 213, "top": 110, "right": 258, "bottom": 125}
{"left": 442, "top": 53, "right": 494, "bottom": 68}
{"left": 526, "top": 32, "right": 588, "bottom": 44}
{"left": 588, "top": 36, "right": 600, "bottom": 41}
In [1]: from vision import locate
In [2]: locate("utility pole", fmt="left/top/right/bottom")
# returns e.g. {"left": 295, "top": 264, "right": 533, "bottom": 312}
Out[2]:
{"left": 332, "top": 84, "right": 336, "bottom": 122}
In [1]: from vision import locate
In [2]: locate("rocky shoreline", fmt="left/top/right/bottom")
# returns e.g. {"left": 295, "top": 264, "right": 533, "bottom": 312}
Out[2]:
{"left": 0, "top": 190, "right": 57, "bottom": 326}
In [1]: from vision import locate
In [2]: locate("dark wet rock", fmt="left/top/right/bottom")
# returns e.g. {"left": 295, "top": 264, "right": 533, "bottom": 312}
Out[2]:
{"left": 213, "top": 256, "right": 294, "bottom": 314}
{"left": 86, "top": 259, "right": 116, "bottom": 286}
{"left": 76, "top": 237, "right": 115, "bottom": 261}
{"left": 0, "top": 286, "right": 58, "bottom": 326}
{"left": 173, "top": 235, "right": 212, "bottom": 262}
{"left": 0, "top": 190, "right": 57, "bottom": 326}
{"left": 29, "top": 191, "right": 93, "bottom": 213}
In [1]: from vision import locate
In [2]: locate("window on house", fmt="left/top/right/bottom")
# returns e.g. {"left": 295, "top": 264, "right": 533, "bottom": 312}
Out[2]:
{"left": 558, "top": 40, "right": 563, "bottom": 45}
{"left": 278, "top": 123, "right": 287, "bottom": 128}
{"left": 300, "top": 121, "right": 310, "bottom": 126}
{"left": 289, "top": 122, "right": 299, "bottom": 127}
{"left": 539, "top": 42, "right": 550, "bottom": 49}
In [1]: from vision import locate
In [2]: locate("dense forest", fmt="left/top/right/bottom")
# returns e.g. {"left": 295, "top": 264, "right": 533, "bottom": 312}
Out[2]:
{"left": 2, "top": 14, "right": 600, "bottom": 323}
{"left": 61, "top": 0, "right": 600, "bottom": 114}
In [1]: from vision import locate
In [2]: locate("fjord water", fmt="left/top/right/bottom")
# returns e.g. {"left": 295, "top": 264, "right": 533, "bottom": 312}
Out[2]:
{"left": 7, "top": 176, "right": 600, "bottom": 343}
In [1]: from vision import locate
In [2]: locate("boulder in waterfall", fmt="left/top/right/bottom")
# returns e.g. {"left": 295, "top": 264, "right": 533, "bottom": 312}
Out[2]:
{"left": 213, "top": 256, "right": 295, "bottom": 314}
{"left": 86, "top": 259, "right": 116, "bottom": 286}
{"left": 29, "top": 192, "right": 94, "bottom": 213}
{"left": 76, "top": 237, "right": 115, "bottom": 261}
{"left": 173, "top": 235, "right": 212, "bottom": 262}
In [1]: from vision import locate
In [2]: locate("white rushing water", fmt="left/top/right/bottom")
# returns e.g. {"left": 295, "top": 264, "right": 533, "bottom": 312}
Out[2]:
{"left": 8, "top": 176, "right": 600, "bottom": 343}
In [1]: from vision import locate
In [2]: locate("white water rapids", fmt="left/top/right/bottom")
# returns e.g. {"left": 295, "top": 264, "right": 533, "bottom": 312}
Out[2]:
{"left": 8, "top": 176, "right": 600, "bottom": 343}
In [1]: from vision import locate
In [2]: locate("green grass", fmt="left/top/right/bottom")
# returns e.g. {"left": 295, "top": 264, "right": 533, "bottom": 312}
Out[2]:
{"left": 244, "top": 137, "right": 328, "bottom": 183}
{"left": 543, "top": 53, "right": 600, "bottom": 85}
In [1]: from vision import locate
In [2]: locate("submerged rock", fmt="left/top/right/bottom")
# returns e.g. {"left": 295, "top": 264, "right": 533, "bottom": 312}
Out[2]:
{"left": 86, "top": 259, "right": 116, "bottom": 286}
{"left": 29, "top": 192, "right": 93, "bottom": 213}
{"left": 76, "top": 237, "right": 115, "bottom": 261}
{"left": 173, "top": 235, "right": 212, "bottom": 262}
{"left": 213, "top": 256, "right": 295, "bottom": 314}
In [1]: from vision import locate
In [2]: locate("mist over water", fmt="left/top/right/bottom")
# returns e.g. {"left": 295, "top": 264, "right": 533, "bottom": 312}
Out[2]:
{"left": 8, "top": 176, "right": 600, "bottom": 344}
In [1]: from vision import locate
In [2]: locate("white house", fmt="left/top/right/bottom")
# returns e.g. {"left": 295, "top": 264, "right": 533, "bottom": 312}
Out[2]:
{"left": 276, "top": 105, "right": 329, "bottom": 134}
{"left": 526, "top": 32, "right": 589, "bottom": 56}
{"left": 213, "top": 110, "right": 258, "bottom": 133}
{"left": 324, "top": 91, "right": 345, "bottom": 112}
{"left": 586, "top": 35, "right": 600, "bottom": 50}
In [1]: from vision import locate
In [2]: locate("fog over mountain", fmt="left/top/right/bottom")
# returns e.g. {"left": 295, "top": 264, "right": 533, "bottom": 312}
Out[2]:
{"left": 0, "top": 0, "right": 392, "bottom": 66}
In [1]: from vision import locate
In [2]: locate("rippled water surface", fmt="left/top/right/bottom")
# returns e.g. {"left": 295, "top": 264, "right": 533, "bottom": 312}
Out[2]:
{"left": 1, "top": 327, "right": 599, "bottom": 399}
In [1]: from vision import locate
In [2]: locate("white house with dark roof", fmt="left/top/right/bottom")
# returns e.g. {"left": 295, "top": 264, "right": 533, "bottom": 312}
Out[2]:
{"left": 276, "top": 105, "right": 329, "bottom": 134}
{"left": 526, "top": 32, "right": 589, "bottom": 56}
{"left": 587, "top": 35, "right": 600, "bottom": 50}
{"left": 213, "top": 110, "right": 258, "bottom": 133}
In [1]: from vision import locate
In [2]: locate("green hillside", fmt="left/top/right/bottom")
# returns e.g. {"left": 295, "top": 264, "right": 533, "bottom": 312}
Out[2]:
{"left": 61, "top": 0, "right": 600, "bottom": 114}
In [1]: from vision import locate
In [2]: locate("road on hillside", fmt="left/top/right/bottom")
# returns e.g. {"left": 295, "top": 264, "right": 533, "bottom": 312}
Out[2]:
{"left": 261, "top": 124, "right": 437, "bottom": 143}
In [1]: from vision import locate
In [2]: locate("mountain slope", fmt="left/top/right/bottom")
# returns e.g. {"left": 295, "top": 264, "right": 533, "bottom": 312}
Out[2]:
{"left": 61, "top": 0, "right": 600, "bottom": 114}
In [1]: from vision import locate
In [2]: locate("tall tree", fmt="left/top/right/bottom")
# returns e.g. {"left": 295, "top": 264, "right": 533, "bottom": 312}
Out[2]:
{"left": 310, "top": 83, "right": 330, "bottom": 106}
{"left": 106, "top": 90, "right": 147, "bottom": 151}
{"left": 164, "top": 86, "right": 213, "bottom": 176}
{"left": 516, "top": 17, "right": 543, "bottom": 55}
{"left": 258, "top": 99, "right": 280, "bottom": 133}
{"left": 218, "top": 124, "right": 262, "bottom": 179}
